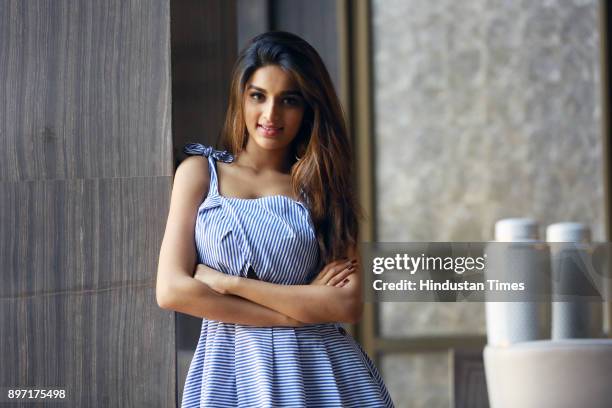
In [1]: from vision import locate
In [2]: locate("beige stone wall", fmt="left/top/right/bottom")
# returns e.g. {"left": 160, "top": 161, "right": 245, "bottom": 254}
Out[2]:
{"left": 371, "top": 1, "right": 603, "bottom": 406}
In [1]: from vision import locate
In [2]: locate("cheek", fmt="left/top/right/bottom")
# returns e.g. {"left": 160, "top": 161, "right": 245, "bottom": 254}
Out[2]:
{"left": 288, "top": 110, "right": 305, "bottom": 130}
{"left": 244, "top": 105, "right": 259, "bottom": 126}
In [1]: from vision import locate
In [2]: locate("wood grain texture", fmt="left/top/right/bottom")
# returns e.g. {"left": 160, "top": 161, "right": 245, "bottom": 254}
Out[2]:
{"left": 0, "top": 0, "right": 173, "bottom": 182}
{"left": 0, "top": 287, "right": 174, "bottom": 407}
{"left": 0, "top": 0, "right": 175, "bottom": 406}
{"left": 0, "top": 177, "right": 171, "bottom": 299}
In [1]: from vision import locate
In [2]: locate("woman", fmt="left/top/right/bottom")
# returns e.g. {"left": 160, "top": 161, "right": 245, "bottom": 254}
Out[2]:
{"left": 156, "top": 31, "right": 394, "bottom": 407}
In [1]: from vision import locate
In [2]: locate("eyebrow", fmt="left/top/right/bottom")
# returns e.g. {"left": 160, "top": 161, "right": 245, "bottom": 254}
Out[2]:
{"left": 247, "top": 85, "right": 302, "bottom": 97}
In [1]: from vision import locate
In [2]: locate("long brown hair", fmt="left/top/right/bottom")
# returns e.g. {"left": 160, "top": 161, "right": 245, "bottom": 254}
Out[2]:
{"left": 220, "top": 31, "right": 361, "bottom": 265}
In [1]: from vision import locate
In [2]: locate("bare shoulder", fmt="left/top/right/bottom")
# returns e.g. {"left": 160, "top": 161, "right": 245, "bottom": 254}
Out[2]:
{"left": 174, "top": 155, "right": 211, "bottom": 201}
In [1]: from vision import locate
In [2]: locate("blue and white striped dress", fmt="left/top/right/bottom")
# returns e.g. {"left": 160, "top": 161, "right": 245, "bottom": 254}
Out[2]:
{"left": 181, "top": 143, "right": 395, "bottom": 408}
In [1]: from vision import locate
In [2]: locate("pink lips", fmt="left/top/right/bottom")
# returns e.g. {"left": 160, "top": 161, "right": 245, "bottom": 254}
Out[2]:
{"left": 258, "top": 124, "right": 283, "bottom": 137}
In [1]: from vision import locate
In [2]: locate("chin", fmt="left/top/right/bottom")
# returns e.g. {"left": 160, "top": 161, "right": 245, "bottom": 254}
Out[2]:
{"left": 257, "top": 140, "right": 290, "bottom": 152}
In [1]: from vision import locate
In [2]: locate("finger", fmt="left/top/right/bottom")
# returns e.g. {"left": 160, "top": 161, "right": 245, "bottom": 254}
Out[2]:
{"left": 317, "top": 268, "right": 332, "bottom": 284}
{"left": 330, "top": 260, "right": 356, "bottom": 277}
{"left": 332, "top": 260, "right": 352, "bottom": 272}
{"left": 323, "top": 259, "right": 342, "bottom": 269}
{"left": 329, "top": 269, "right": 355, "bottom": 286}
{"left": 320, "top": 261, "right": 342, "bottom": 278}
{"left": 321, "top": 259, "right": 353, "bottom": 283}
{"left": 336, "top": 278, "right": 350, "bottom": 288}
{"left": 319, "top": 267, "right": 335, "bottom": 285}
{"left": 325, "top": 265, "right": 349, "bottom": 284}
{"left": 329, "top": 266, "right": 355, "bottom": 286}
{"left": 324, "top": 267, "right": 338, "bottom": 285}
{"left": 326, "top": 267, "right": 337, "bottom": 279}
{"left": 340, "top": 260, "right": 357, "bottom": 273}
{"left": 323, "top": 266, "right": 346, "bottom": 286}
{"left": 324, "top": 260, "right": 350, "bottom": 278}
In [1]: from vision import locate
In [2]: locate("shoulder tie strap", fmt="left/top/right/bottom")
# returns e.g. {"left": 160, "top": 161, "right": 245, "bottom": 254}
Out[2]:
{"left": 183, "top": 143, "right": 233, "bottom": 199}
{"left": 183, "top": 143, "right": 234, "bottom": 163}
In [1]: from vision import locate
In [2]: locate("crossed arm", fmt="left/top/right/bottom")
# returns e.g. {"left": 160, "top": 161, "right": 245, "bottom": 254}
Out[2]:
{"left": 159, "top": 256, "right": 362, "bottom": 326}
{"left": 159, "top": 273, "right": 305, "bottom": 327}
{"left": 194, "top": 251, "right": 363, "bottom": 325}
{"left": 156, "top": 156, "right": 362, "bottom": 326}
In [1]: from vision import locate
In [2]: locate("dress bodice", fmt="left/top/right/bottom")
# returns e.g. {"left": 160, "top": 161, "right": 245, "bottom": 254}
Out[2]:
{"left": 183, "top": 143, "right": 320, "bottom": 284}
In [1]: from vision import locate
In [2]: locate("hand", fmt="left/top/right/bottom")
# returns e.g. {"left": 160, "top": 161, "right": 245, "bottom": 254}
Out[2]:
{"left": 338, "top": 271, "right": 358, "bottom": 289}
{"left": 310, "top": 258, "right": 358, "bottom": 288}
{"left": 194, "top": 264, "right": 232, "bottom": 294}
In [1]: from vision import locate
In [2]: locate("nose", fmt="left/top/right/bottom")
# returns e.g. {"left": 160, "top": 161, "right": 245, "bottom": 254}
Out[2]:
{"left": 262, "top": 99, "right": 280, "bottom": 122}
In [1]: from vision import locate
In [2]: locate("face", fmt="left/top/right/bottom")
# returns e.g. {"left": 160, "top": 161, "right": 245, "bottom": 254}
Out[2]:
{"left": 243, "top": 65, "right": 305, "bottom": 152}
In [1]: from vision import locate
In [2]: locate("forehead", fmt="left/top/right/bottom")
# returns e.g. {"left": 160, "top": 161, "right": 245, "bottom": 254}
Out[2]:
{"left": 246, "top": 65, "right": 298, "bottom": 91}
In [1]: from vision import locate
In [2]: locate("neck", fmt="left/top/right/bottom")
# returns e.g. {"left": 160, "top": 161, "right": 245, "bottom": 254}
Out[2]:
{"left": 237, "top": 140, "right": 294, "bottom": 173}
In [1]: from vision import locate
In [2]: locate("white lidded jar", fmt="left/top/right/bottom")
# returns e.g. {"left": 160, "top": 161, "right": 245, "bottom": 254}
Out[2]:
{"left": 485, "top": 218, "right": 551, "bottom": 346}
{"left": 547, "top": 222, "right": 602, "bottom": 339}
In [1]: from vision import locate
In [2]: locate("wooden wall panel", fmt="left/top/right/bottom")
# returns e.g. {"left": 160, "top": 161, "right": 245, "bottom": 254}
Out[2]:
{"left": 0, "top": 287, "right": 174, "bottom": 407}
{"left": 0, "top": 0, "right": 174, "bottom": 406}
{"left": 0, "top": 0, "right": 172, "bottom": 182}
{"left": 0, "top": 178, "right": 170, "bottom": 298}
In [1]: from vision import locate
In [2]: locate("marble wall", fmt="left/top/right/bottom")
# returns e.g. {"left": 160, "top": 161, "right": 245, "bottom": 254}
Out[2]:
{"left": 0, "top": 1, "right": 174, "bottom": 406}
{"left": 371, "top": 0, "right": 603, "bottom": 406}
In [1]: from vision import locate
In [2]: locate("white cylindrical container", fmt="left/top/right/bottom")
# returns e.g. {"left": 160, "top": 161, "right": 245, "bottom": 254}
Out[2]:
{"left": 546, "top": 222, "right": 591, "bottom": 243}
{"left": 547, "top": 222, "right": 602, "bottom": 339}
{"left": 485, "top": 218, "right": 551, "bottom": 346}
{"left": 494, "top": 218, "right": 539, "bottom": 242}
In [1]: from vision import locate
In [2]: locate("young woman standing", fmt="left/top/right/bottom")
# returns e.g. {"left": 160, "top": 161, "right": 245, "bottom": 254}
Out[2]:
{"left": 157, "top": 31, "right": 394, "bottom": 407}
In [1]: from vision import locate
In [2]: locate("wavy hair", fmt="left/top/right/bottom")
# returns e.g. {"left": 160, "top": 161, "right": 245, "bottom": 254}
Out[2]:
{"left": 220, "top": 31, "right": 361, "bottom": 265}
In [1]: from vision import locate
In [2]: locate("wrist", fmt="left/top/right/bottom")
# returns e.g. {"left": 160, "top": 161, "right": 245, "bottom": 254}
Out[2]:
{"left": 226, "top": 275, "right": 241, "bottom": 294}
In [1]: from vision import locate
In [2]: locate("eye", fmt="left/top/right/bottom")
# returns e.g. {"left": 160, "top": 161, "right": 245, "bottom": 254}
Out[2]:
{"left": 283, "top": 97, "right": 301, "bottom": 106}
{"left": 249, "top": 92, "right": 264, "bottom": 101}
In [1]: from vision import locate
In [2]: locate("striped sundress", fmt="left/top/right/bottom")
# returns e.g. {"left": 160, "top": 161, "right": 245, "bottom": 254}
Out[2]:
{"left": 181, "top": 143, "right": 395, "bottom": 408}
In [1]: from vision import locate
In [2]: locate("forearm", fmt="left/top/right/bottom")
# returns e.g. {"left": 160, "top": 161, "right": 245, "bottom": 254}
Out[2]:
{"left": 161, "top": 275, "right": 304, "bottom": 327}
{"left": 227, "top": 277, "right": 359, "bottom": 324}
